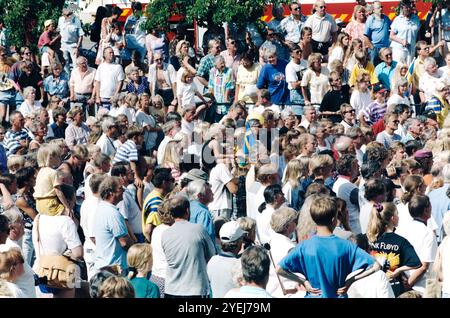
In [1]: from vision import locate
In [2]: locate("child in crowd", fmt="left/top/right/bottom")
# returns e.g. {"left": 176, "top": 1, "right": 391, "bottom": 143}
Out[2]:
{"left": 127, "top": 243, "right": 160, "bottom": 298}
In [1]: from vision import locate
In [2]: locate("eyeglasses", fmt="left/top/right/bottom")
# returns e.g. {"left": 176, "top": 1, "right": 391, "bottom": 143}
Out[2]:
{"left": 344, "top": 110, "right": 356, "bottom": 114}
{"left": 267, "top": 33, "right": 275, "bottom": 37}
{"left": 422, "top": 47, "right": 430, "bottom": 51}
{"left": 384, "top": 53, "right": 392, "bottom": 57}
{"left": 392, "top": 120, "right": 400, "bottom": 124}
{"left": 155, "top": 58, "right": 163, "bottom": 62}
{"left": 292, "top": 7, "right": 301, "bottom": 11}
{"left": 293, "top": 50, "right": 302, "bottom": 54}
{"left": 229, "top": 41, "right": 236, "bottom": 45}
{"left": 23, "top": 52, "right": 31, "bottom": 55}
{"left": 319, "top": 5, "right": 326, "bottom": 9}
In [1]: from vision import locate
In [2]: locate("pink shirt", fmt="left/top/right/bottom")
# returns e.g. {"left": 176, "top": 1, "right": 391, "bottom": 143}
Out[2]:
{"left": 344, "top": 20, "right": 366, "bottom": 42}
{"left": 69, "top": 67, "right": 96, "bottom": 94}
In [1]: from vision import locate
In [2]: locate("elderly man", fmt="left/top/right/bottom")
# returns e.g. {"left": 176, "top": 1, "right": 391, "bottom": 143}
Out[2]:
{"left": 57, "top": 8, "right": 84, "bottom": 74}
{"left": 162, "top": 195, "right": 216, "bottom": 298}
{"left": 93, "top": 176, "right": 133, "bottom": 271}
{"left": 94, "top": 47, "right": 124, "bottom": 109}
{"left": 346, "top": 127, "right": 365, "bottom": 166}
{"left": 157, "top": 120, "right": 181, "bottom": 165}
{"left": 4, "top": 111, "right": 30, "bottom": 156}
{"left": 69, "top": 56, "right": 96, "bottom": 110}
{"left": 364, "top": 1, "right": 392, "bottom": 65}
{"left": 280, "top": 2, "right": 306, "bottom": 45}
{"left": 402, "top": 117, "right": 424, "bottom": 144}
{"left": 186, "top": 180, "right": 216, "bottom": 246}
{"left": 208, "top": 55, "right": 235, "bottom": 122}
{"left": 96, "top": 117, "right": 119, "bottom": 158}
{"left": 148, "top": 52, "right": 177, "bottom": 107}
{"left": 304, "top": 0, "right": 338, "bottom": 56}
{"left": 197, "top": 39, "right": 222, "bottom": 87}
{"left": 299, "top": 105, "right": 317, "bottom": 130}
{"left": 419, "top": 57, "right": 444, "bottom": 104}
{"left": 374, "top": 48, "right": 397, "bottom": 91}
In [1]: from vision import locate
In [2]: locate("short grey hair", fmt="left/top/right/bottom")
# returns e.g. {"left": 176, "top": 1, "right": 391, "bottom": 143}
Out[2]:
{"left": 263, "top": 44, "right": 277, "bottom": 59}
{"left": 126, "top": 66, "right": 140, "bottom": 76}
{"left": 303, "top": 105, "right": 315, "bottom": 114}
{"left": 98, "top": 176, "right": 121, "bottom": 200}
{"left": 2, "top": 208, "right": 23, "bottom": 225}
{"left": 346, "top": 126, "right": 362, "bottom": 139}
{"left": 76, "top": 56, "right": 87, "bottom": 65}
{"left": 424, "top": 57, "right": 437, "bottom": 70}
{"left": 23, "top": 86, "right": 36, "bottom": 99}
{"left": 281, "top": 108, "right": 294, "bottom": 120}
{"left": 334, "top": 136, "right": 353, "bottom": 152}
{"left": 396, "top": 77, "right": 408, "bottom": 88}
{"left": 309, "top": 121, "right": 321, "bottom": 136}
{"left": 214, "top": 55, "right": 225, "bottom": 65}
{"left": 270, "top": 207, "right": 298, "bottom": 234}
{"left": 404, "top": 117, "right": 419, "bottom": 132}
{"left": 101, "top": 117, "right": 117, "bottom": 133}
{"left": 186, "top": 180, "right": 209, "bottom": 201}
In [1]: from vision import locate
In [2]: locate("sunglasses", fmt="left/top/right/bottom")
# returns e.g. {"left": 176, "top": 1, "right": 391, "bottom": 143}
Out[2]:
{"left": 392, "top": 120, "right": 400, "bottom": 124}
{"left": 268, "top": 33, "right": 275, "bottom": 37}
{"left": 319, "top": 5, "right": 326, "bottom": 9}
{"left": 155, "top": 58, "right": 163, "bottom": 62}
{"left": 344, "top": 110, "right": 356, "bottom": 114}
{"left": 293, "top": 7, "right": 301, "bottom": 11}
{"left": 229, "top": 41, "right": 236, "bottom": 45}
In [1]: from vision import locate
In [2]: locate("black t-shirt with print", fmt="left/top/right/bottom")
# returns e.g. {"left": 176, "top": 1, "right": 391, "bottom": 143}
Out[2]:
{"left": 368, "top": 232, "right": 421, "bottom": 297}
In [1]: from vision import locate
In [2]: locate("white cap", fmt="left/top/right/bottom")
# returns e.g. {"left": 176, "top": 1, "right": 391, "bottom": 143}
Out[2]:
{"left": 219, "top": 221, "right": 247, "bottom": 243}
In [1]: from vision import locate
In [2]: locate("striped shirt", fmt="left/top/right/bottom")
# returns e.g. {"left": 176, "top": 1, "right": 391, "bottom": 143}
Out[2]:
{"left": 4, "top": 128, "right": 31, "bottom": 156}
{"left": 112, "top": 139, "right": 138, "bottom": 164}
{"left": 360, "top": 101, "right": 387, "bottom": 125}
{"left": 142, "top": 189, "right": 163, "bottom": 231}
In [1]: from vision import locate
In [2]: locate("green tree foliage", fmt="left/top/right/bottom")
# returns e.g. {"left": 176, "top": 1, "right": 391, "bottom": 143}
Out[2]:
{"left": 143, "top": 0, "right": 281, "bottom": 32}
{"left": 0, "top": 0, "right": 64, "bottom": 51}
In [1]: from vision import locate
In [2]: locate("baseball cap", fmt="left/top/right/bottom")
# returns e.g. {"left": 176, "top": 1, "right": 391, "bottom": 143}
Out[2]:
{"left": 220, "top": 221, "right": 247, "bottom": 243}
{"left": 373, "top": 83, "right": 387, "bottom": 93}
{"left": 184, "top": 168, "right": 209, "bottom": 182}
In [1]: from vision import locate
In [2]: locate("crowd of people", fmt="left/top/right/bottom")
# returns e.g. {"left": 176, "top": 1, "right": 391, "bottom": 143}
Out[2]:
{"left": 1, "top": 0, "right": 450, "bottom": 298}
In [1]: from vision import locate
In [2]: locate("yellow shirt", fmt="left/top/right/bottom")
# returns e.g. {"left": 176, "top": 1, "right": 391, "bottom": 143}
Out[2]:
{"left": 349, "top": 62, "right": 379, "bottom": 87}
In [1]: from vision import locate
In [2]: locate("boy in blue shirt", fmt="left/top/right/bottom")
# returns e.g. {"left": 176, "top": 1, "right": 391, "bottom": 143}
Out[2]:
{"left": 277, "top": 196, "right": 381, "bottom": 298}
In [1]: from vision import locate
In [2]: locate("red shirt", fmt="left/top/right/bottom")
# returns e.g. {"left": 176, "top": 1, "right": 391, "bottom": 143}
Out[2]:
{"left": 372, "top": 118, "right": 385, "bottom": 136}
{"left": 38, "top": 31, "right": 52, "bottom": 49}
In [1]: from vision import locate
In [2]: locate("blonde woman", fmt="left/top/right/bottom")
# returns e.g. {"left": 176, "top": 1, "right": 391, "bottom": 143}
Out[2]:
{"left": 127, "top": 243, "right": 160, "bottom": 298}
{"left": 390, "top": 62, "right": 411, "bottom": 96}
{"left": 0, "top": 248, "right": 26, "bottom": 298}
{"left": 301, "top": 53, "right": 330, "bottom": 106}
{"left": 344, "top": 5, "right": 367, "bottom": 42}
{"left": 387, "top": 78, "right": 411, "bottom": 108}
{"left": 282, "top": 159, "right": 309, "bottom": 210}
{"left": 162, "top": 139, "right": 182, "bottom": 182}
{"left": 366, "top": 202, "right": 421, "bottom": 297}
{"left": 98, "top": 276, "right": 135, "bottom": 298}
{"left": 350, "top": 72, "right": 372, "bottom": 118}
{"left": 65, "top": 106, "right": 89, "bottom": 149}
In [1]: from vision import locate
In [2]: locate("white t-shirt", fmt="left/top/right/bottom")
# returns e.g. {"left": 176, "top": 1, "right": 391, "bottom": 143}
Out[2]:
{"left": 328, "top": 47, "right": 345, "bottom": 69}
{"left": 31, "top": 215, "right": 82, "bottom": 272}
{"left": 256, "top": 205, "right": 276, "bottom": 244}
{"left": 96, "top": 133, "right": 117, "bottom": 158}
{"left": 178, "top": 82, "right": 197, "bottom": 107}
{"left": 359, "top": 202, "right": 373, "bottom": 234}
{"left": 332, "top": 176, "right": 361, "bottom": 234}
{"left": 135, "top": 110, "right": 158, "bottom": 152}
{"left": 266, "top": 232, "right": 305, "bottom": 298}
{"left": 396, "top": 219, "right": 438, "bottom": 294}
{"left": 116, "top": 105, "right": 136, "bottom": 124}
{"left": 387, "top": 93, "right": 410, "bottom": 107}
{"left": 94, "top": 62, "right": 125, "bottom": 99}
{"left": 150, "top": 223, "right": 170, "bottom": 278}
{"left": 80, "top": 196, "right": 100, "bottom": 252}
{"left": 18, "top": 101, "right": 42, "bottom": 118}
{"left": 286, "top": 60, "right": 307, "bottom": 90}
{"left": 0, "top": 241, "right": 36, "bottom": 298}
{"left": 208, "top": 163, "right": 233, "bottom": 211}
{"left": 347, "top": 270, "right": 395, "bottom": 298}
{"left": 350, "top": 90, "right": 372, "bottom": 118}
{"left": 304, "top": 13, "right": 338, "bottom": 43}
{"left": 301, "top": 68, "right": 330, "bottom": 104}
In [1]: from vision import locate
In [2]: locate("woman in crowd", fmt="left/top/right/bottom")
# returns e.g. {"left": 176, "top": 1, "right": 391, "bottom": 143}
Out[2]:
{"left": 301, "top": 53, "right": 330, "bottom": 107}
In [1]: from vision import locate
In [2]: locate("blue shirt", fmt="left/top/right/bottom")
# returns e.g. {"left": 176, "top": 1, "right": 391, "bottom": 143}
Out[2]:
{"left": 93, "top": 201, "right": 129, "bottom": 270}
{"left": 364, "top": 14, "right": 391, "bottom": 48}
{"left": 43, "top": 72, "right": 70, "bottom": 99}
{"left": 279, "top": 234, "right": 374, "bottom": 298}
{"left": 256, "top": 59, "right": 290, "bottom": 105}
{"left": 390, "top": 14, "right": 421, "bottom": 50}
{"left": 189, "top": 200, "right": 216, "bottom": 246}
{"left": 375, "top": 61, "right": 397, "bottom": 90}
{"left": 428, "top": 184, "right": 450, "bottom": 242}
